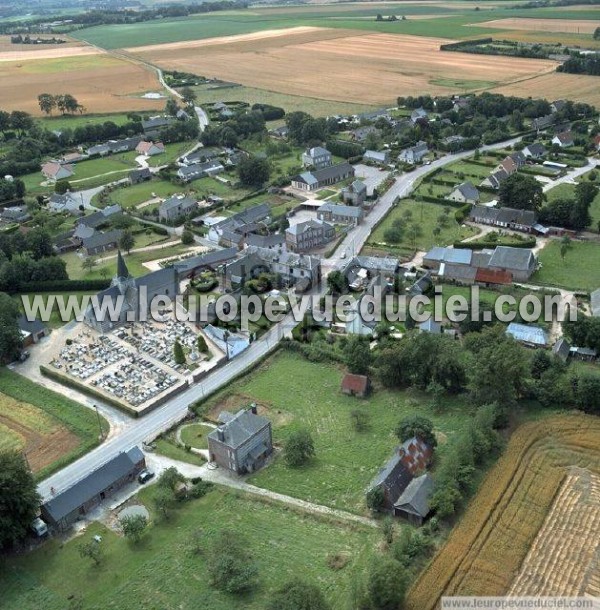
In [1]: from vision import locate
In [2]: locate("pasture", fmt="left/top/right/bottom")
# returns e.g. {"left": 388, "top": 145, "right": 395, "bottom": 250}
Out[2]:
{"left": 0, "top": 368, "right": 108, "bottom": 479}
{"left": 133, "top": 30, "right": 557, "bottom": 106}
{"left": 0, "top": 53, "right": 163, "bottom": 115}
{"left": 202, "top": 351, "right": 475, "bottom": 514}
{"left": 0, "top": 487, "right": 378, "bottom": 610}
{"left": 533, "top": 241, "right": 600, "bottom": 291}
{"left": 406, "top": 414, "right": 600, "bottom": 609}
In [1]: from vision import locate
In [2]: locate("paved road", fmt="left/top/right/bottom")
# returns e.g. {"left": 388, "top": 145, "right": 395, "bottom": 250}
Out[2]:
{"left": 541, "top": 157, "right": 597, "bottom": 193}
{"left": 36, "top": 135, "right": 523, "bottom": 501}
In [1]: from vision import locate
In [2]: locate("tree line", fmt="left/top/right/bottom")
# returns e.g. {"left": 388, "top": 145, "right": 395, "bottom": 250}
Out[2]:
{"left": 37, "top": 93, "right": 85, "bottom": 116}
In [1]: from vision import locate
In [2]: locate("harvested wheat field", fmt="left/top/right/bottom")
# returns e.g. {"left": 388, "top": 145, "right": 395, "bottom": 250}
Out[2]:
{"left": 406, "top": 414, "right": 600, "bottom": 610}
{"left": 0, "top": 54, "right": 164, "bottom": 114}
{"left": 477, "top": 17, "right": 600, "bottom": 34}
{"left": 493, "top": 71, "right": 600, "bottom": 107}
{"left": 508, "top": 469, "right": 600, "bottom": 597}
{"left": 0, "top": 35, "right": 98, "bottom": 61}
{"left": 132, "top": 30, "right": 557, "bottom": 105}
{"left": 0, "top": 392, "right": 79, "bottom": 474}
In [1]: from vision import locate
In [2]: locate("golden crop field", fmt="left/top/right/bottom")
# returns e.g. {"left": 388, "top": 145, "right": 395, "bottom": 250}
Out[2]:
{"left": 131, "top": 29, "right": 558, "bottom": 105}
{"left": 492, "top": 71, "right": 600, "bottom": 108}
{"left": 0, "top": 53, "right": 164, "bottom": 114}
{"left": 508, "top": 469, "right": 600, "bottom": 597}
{"left": 0, "top": 392, "right": 79, "bottom": 473}
{"left": 406, "top": 414, "right": 600, "bottom": 610}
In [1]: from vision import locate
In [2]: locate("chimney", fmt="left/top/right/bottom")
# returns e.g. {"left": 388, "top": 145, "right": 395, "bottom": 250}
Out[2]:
{"left": 217, "top": 428, "right": 224, "bottom": 441}
{"left": 250, "top": 403, "right": 257, "bottom": 415}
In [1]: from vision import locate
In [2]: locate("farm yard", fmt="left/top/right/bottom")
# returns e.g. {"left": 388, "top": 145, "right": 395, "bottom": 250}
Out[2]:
{"left": 201, "top": 351, "right": 475, "bottom": 514}
{"left": 0, "top": 368, "right": 108, "bottom": 480}
{"left": 406, "top": 414, "right": 600, "bottom": 609}
{"left": 131, "top": 30, "right": 558, "bottom": 106}
{"left": 0, "top": 487, "right": 378, "bottom": 610}
{"left": 0, "top": 53, "right": 164, "bottom": 115}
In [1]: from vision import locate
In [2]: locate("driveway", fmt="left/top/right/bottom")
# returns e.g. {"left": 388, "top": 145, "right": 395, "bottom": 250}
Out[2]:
{"left": 353, "top": 163, "right": 390, "bottom": 196}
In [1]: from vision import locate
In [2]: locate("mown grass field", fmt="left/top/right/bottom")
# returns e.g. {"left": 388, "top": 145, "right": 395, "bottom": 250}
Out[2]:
{"left": 533, "top": 240, "right": 600, "bottom": 291}
{"left": 179, "top": 422, "right": 214, "bottom": 450}
{"left": 0, "top": 487, "right": 378, "bottom": 610}
{"left": 37, "top": 112, "right": 138, "bottom": 132}
{"left": 406, "top": 413, "right": 600, "bottom": 609}
{"left": 200, "top": 351, "right": 475, "bottom": 514}
{"left": 0, "top": 368, "right": 108, "bottom": 480}
{"left": 364, "top": 198, "right": 477, "bottom": 259}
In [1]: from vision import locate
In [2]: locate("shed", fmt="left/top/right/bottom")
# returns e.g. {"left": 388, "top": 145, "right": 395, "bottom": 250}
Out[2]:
{"left": 393, "top": 473, "right": 434, "bottom": 526}
{"left": 341, "top": 373, "right": 370, "bottom": 398}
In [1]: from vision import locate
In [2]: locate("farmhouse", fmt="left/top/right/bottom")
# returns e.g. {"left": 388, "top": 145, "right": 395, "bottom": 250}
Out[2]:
{"left": 207, "top": 407, "right": 273, "bottom": 474}
{"left": 523, "top": 142, "right": 547, "bottom": 159}
{"left": 48, "top": 192, "right": 80, "bottom": 213}
{"left": 317, "top": 202, "right": 364, "bottom": 226}
{"left": 1, "top": 205, "right": 30, "bottom": 223}
{"left": 552, "top": 131, "right": 574, "bottom": 148}
{"left": 291, "top": 162, "right": 355, "bottom": 192}
{"left": 481, "top": 168, "right": 509, "bottom": 190}
{"left": 142, "top": 115, "right": 174, "bottom": 136}
{"left": 301, "top": 146, "right": 332, "bottom": 169}
{"left": 363, "top": 150, "right": 390, "bottom": 165}
{"left": 367, "top": 436, "right": 433, "bottom": 515}
{"left": 488, "top": 246, "right": 536, "bottom": 281}
{"left": 269, "top": 125, "right": 289, "bottom": 139}
{"left": 447, "top": 182, "right": 480, "bottom": 204}
{"left": 158, "top": 194, "right": 197, "bottom": 222}
{"left": 394, "top": 473, "right": 434, "bottom": 526}
{"left": 342, "top": 180, "right": 368, "bottom": 206}
{"left": 82, "top": 229, "right": 123, "bottom": 256}
{"left": 129, "top": 167, "right": 152, "bottom": 184}
{"left": 286, "top": 219, "right": 335, "bottom": 252}
{"left": 177, "top": 160, "right": 224, "bottom": 183}
{"left": 351, "top": 125, "right": 380, "bottom": 142}
{"left": 41, "top": 446, "right": 145, "bottom": 531}
{"left": 84, "top": 252, "right": 178, "bottom": 333}
{"left": 207, "top": 203, "right": 271, "bottom": 245}
{"left": 42, "top": 162, "right": 74, "bottom": 182}
{"left": 136, "top": 141, "right": 165, "bottom": 156}
{"left": 398, "top": 141, "right": 428, "bottom": 164}
{"left": 77, "top": 204, "right": 122, "bottom": 230}
{"left": 506, "top": 322, "right": 549, "bottom": 348}
{"left": 532, "top": 114, "right": 555, "bottom": 133}
{"left": 341, "top": 373, "right": 370, "bottom": 398}
{"left": 469, "top": 206, "right": 537, "bottom": 233}
{"left": 410, "top": 108, "right": 428, "bottom": 124}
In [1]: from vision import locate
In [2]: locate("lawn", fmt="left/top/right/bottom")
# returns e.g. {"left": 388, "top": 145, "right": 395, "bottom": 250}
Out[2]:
{"left": 0, "top": 368, "right": 108, "bottom": 480}
{"left": 37, "top": 112, "right": 137, "bottom": 132}
{"left": 200, "top": 351, "right": 474, "bottom": 514}
{"left": 154, "top": 438, "right": 206, "bottom": 466}
{"left": 145, "top": 141, "right": 193, "bottom": 167}
{"left": 99, "top": 178, "right": 188, "bottom": 210}
{"left": 179, "top": 422, "right": 214, "bottom": 450}
{"left": 365, "top": 198, "right": 477, "bottom": 259}
{"left": 533, "top": 240, "right": 600, "bottom": 291}
{"left": 0, "top": 487, "right": 378, "bottom": 610}
{"left": 70, "top": 154, "right": 139, "bottom": 181}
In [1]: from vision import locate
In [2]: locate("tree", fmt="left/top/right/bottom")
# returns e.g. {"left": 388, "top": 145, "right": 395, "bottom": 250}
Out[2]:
{"left": 78, "top": 539, "right": 104, "bottom": 566}
{"left": 0, "top": 451, "right": 40, "bottom": 549}
{"left": 395, "top": 415, "right": 437, "bottom": 448}
{"left": 237, "top": 156, "right": 270, "bottom": 188}
{"left": 173, "top": 339, "right": 186, "bottom": 365}
{"left": 344, "top": 336, "right": 372, "bottom": 375}
{"left": 560, "top": 235, "right": 572, "bottom": 260}
{"left": 119, "top": 230, "right": 135, "bottom": 254}
{"left": 407, "top": 222, "right": 423, "bottom": 249}
{"left": 197, "top": 334, "right": 209, "bottom": 353}
{"left": 381, "top": 515, "right": 394, "bottom": 544}
{"left": 498, "top": 174, "right": 544, "bottom": 211}
{"left": 157, "top": 466, "right": 185, "bottom": 491}
{"left": 38, "top": 93, "right": 56, "bottom": 115}
{"left": 267, "top": 578, "right": 330, "bottom": 610}
{"left": 366, "top": 557, "right": 408, "bottom": 610}
{"left": 153, "top": 487, "right": 174, "bottom": 520}
{"left": 181, "top": 229, "right": 194, "bottom": 245}
{"left": 0, "top": 292, "right": 24, "bottom": 363}
{"left": 82, "top": 257, "right": 97, "bottom": 273}
{"left": 120, "top": 514, "right": 148, "bottom": 543}
{"left": 165, "top": 98, "right": 179, "bottom": 116}
{"left": 54, "top": 180, "right": 71, "bottom": 194}
{"left": 284, "top": 428, "right": 315, "bottom": 467}
{"left": 326, "top": 270, "right": 347, "bottom": 295}
{"left": 366, "top": 485, "right": 385, "bottom": 512}
{"left": 207, "top": 530, "right": 258, "bottom": 595}
{"left": 180, "top": 87, "right": 197, "bottom": 106}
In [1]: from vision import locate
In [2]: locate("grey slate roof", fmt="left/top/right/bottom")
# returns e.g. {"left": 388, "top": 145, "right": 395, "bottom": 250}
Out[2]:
{"left": 17, "top": 315, "right": 47, "bottom": 336}
{"left": 42, "top": 447, "right": 143, "bottom": 522}
{"left": 424, "top": 247, "right": 472, "bottom": 266}
{"left": 161, "top": 195, "right": 196, "bottom": 212}
{"left": 488, "top": 246, "right": 535, "bottom": 272}
{"left": 208, "top": 409, "right": 269, "bottom": 449}
{"left": 454, "top": 181, "right": 479, "bottom": 201}
{"left": 591, "top": 289, "right": 600, "bottom": 317}
{"left": 552, "top": 338, "right": 571, "bottom": 361}
{"left": 319, "top": 203, "right": 363, "bottom": 218}
{"left": 173, "top": 247, "right": 239, "bottom": 275}
{"left": 394, "top": 473, "right": 434, "bottom": 518}
{"left": 82, "top": 229, "right": 123, "bottom": 250}
{"left": 244, "top": 233, "right": 285, "bottom": 248}
{"left": 135, "top": 266, "right": 177, "bottom": 293}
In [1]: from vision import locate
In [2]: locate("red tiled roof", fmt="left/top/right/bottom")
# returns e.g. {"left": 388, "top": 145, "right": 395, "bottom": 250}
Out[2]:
{"left": 341, "top": 373, "right": 369, "bottom": 394}
{"left": 475, "top": 268, "right": 512, "bottom": 285}
{"left": 399, "top": 437, "right": 433, "bottom": 475}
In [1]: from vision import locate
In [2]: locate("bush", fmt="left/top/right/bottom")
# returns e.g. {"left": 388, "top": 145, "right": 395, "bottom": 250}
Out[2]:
{"left": 207, "top": 530, "right": 258, "bottom": 595}
{"left": 284, "top": 428, "right": 315, "bottom": 467}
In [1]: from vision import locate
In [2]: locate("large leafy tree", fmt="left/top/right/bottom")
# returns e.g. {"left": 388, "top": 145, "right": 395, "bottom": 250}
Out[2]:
{"left": 0, "top": 292, "right": 23, "bottom": 363}
{"left": 498, "top": 173, "right": 544, "bottom": 211}
{"left": 395, "top": 415, "right": 437, "bottom": 448}
{"left": 237, "top": 156, "right": 270, "bottom": 188}
{"left": 365, "top": 557, "right": 408, "bottom": 610}
{"left": 0, "top": 451, "right": 40, "bottom": 549}
{"left": 344, "top": 336, "right": 372, "bottom": 375}
{"left": 207, "top": 530, "right": 258, "bottom": 595}
{"left": 284, "top": 429, "right": 315, "bottom": 467}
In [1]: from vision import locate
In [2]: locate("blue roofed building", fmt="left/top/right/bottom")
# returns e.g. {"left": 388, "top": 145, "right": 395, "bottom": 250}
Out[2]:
{"left": 506, "top": 322, "right": 549, "bottom": 347}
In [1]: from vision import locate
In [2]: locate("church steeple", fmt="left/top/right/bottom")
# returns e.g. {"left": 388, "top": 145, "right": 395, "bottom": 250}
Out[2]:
{"left": 116, "top": 250, "right": 130, "bottom": 280}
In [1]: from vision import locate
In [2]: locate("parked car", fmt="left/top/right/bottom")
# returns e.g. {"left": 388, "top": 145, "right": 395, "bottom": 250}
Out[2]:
{"left": 138, "top": 469, "right": 155, "bottom": 484}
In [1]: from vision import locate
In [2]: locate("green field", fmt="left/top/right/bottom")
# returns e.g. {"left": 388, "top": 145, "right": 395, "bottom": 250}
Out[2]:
{"left": 179, "top": 422, "right": 214, "bottom": 450}
{"left": 98, "top": 179, "right": 188, "bottom": 209}
{"left": 0, "top": 487, "right": 377, "bottom": 610}
{"left": 365, "top": 198, "right": 477, "bottom": 259}
{"left": 145, "top": 141, "right": 192, "bottom": 167}
{"left": 0, "top": 368, "right": 108, "bottom": 480}
{"left": 533, "top": 240, "right": 600, "bottom": 291}
{"left": 545, "top": 180, "right": 600, "bottom": 229}
{"left": 38, "top": 112, "right": 138, "bottom": 132}
{"left": 197, "top": 351, "right": 475, "bottom": 513}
